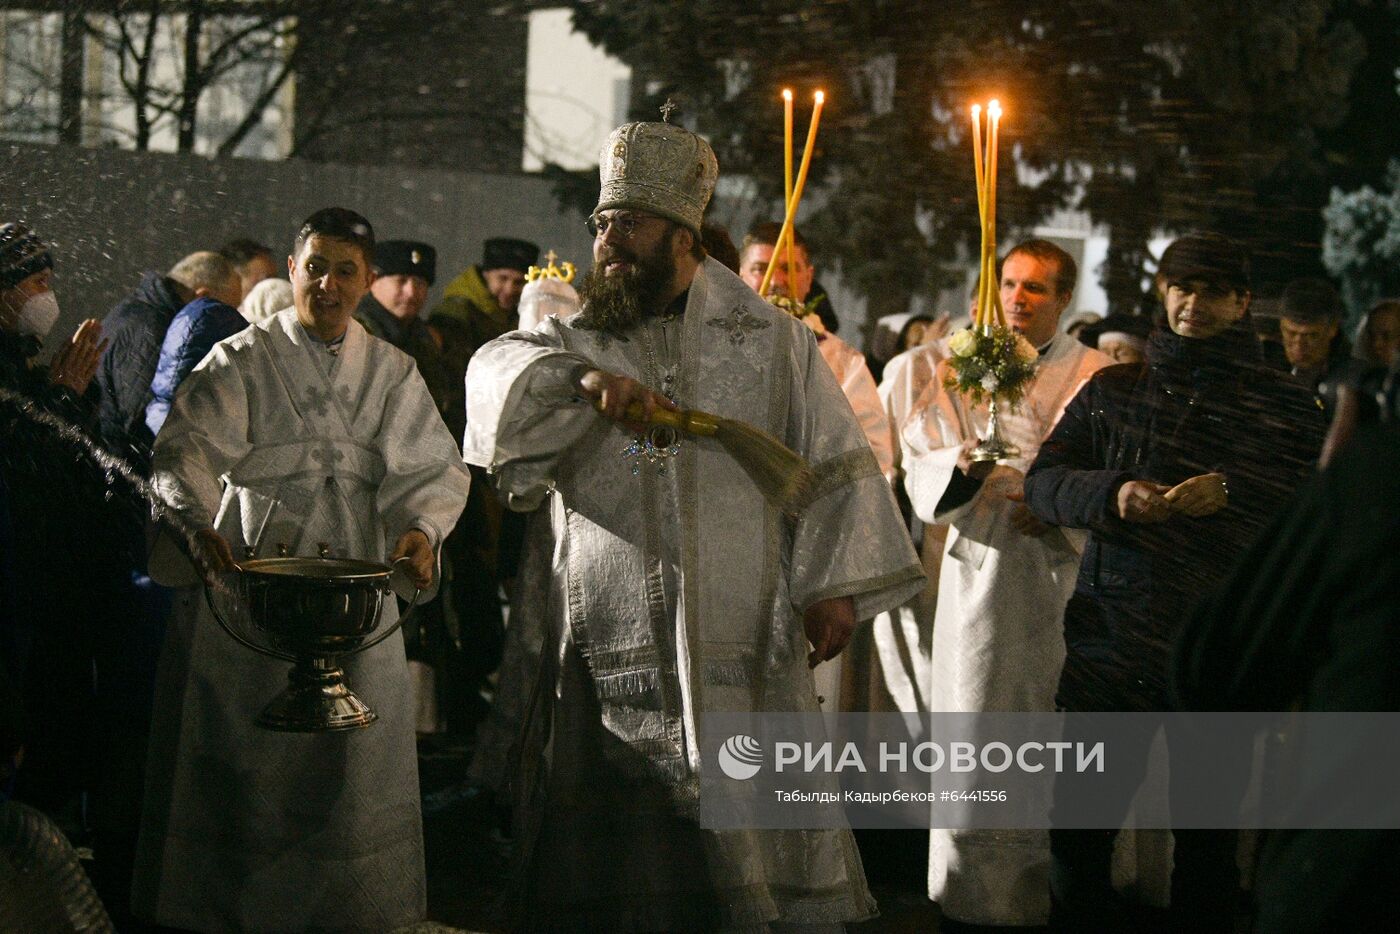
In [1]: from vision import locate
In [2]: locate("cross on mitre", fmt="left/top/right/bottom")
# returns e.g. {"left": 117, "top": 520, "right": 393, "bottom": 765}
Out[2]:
{"left": 659, "top": 98, "right": 678, "bottom": 123}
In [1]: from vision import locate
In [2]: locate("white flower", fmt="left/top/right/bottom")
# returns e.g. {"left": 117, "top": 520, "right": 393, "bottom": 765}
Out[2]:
{"left": 1013, "top": 333, "right": 1039, "bottom": 363}
{"left": 981, "top": 374, "right": 999, "bottom": 392}
{"left": 948, "top": 328, "right": 978, "bottom": 357}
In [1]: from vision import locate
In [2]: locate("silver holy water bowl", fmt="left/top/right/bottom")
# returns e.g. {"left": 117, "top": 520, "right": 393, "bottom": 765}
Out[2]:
{"left": 206, "top": 555, "right": 416, "bottom": 732}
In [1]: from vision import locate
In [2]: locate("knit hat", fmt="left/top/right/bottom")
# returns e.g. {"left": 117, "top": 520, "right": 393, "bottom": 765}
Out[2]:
{"left": 0, "top": 222, "right": 54, "bottom": 290}
{"left": 374, "top": 240, "right": 437, "bottom": 285}
{"left": 482, "top": 238, "right": 539, "bottom": 274}
{"left": 596, "top": 120, "right": 718, "bottom": 235}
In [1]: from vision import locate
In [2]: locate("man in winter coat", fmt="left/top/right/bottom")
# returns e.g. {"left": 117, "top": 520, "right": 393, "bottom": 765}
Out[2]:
{"left": 1024, "top": 233, "right": 1325, "bottom": 931}
{"left": 145, "top": 296, "right": 247, "bottom": 437}
{"left": 425, "top": 236, "right": 539, "bottom": 730}
{"left": 96, "top": 251, "right": 242, "bottom": 466}
{"left": 354, "top": 239, "right": 454, "bottom": 437}
{"left": 428, "top": 236, "right": 538, "bottom": 410}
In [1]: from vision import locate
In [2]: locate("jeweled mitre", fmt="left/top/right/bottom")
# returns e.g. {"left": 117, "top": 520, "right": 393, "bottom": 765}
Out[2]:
{"left": 596, "top": 122, "right": 719, "bottom": 234}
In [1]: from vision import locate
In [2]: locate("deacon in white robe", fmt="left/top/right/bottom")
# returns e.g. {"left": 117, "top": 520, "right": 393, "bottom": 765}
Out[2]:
{"left": 466, "top": 255, "right": 923, "bottom": 929}
{"left": 904, "top": 330, "right": 1110, "bottom": 924}
{"left": 134, "top": 211, "right": 471, "bottom": 934}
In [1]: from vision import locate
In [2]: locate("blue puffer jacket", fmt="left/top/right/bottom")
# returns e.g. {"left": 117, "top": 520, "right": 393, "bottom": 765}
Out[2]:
{"left": 96, "top": 272, "right": 187, "bottom": 465}
{"left": 145, "top": 297, "right": 247, "bottom": 437}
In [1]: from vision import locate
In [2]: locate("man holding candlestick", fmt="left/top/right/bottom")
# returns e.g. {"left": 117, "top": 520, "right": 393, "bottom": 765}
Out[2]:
{"left": 901, "top": 239, "right": 1114, "bottom": 926}
{"left": 1024, "top": 233, "right": 1325, "bottom": 931}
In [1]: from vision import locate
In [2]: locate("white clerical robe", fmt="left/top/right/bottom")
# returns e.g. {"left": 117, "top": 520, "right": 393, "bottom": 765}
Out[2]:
{"left": 840, "top": 342, "right": 950, "bottom": 717}
{"left": 902, "top": 332, "right": 1111, "bottom": 925}
{"left": 810, "top": 333, "right": 895, "bottom": 715}
{"left": 817, "top": 332, "right": 893, "bottom": 479}
{"left": 134, "top": 310, "right": 471, "bottom": 934}
{"left": 463, "top": 259, "right": 924, "bottom": 931}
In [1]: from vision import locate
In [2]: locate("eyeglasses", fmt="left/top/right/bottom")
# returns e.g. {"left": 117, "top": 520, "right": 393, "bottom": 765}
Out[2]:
{"left": 586, "top": 212, "right": 647, "bottom": 240}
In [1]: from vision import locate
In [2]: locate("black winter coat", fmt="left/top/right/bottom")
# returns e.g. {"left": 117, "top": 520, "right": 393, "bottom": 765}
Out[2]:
{"left": 1, "top": 330, "right": 142, "bottom": 805}
{"left": 1024, "top": 324, "right": 1324, "bottom": 711}
{"left": 95, "top": 272, "right": 186, "bottom": 467}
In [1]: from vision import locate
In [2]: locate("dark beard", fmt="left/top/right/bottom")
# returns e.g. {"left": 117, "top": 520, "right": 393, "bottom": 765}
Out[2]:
{"left": 574, "top": 233, "right": 678, "bottom": 338}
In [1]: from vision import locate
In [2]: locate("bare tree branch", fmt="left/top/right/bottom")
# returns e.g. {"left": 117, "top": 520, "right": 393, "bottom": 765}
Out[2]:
{"left": 214, "top": 51, "right": 292, "bottom": 156}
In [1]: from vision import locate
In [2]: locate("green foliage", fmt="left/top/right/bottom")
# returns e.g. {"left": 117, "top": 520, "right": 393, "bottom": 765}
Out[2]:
{"left": 1322, "top": 159, "right": 1400, "bottom": 330}
{"left": 942, "top": 326, "right": 1039, "bottom": 406}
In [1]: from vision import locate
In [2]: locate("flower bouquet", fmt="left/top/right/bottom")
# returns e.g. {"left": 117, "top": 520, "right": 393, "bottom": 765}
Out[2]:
{"left": 943, "top": 325, "right": 1038, "bottom": 406}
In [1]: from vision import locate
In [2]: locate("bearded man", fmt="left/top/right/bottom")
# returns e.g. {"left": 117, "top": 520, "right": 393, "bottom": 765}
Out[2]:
{"left": 463, "top": 118, "right": 923, "bottom": 930}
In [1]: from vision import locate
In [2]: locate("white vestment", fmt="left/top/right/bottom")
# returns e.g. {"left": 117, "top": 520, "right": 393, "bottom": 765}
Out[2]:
{"left": 903, "top": 333, "right": 1111, "bottom": 925}
{"left": 817, "top": 332, "right": 893, "bottom": 479}
{"left": 810, "top": 333, "right": 895, "bottom": 714}
{"left": 134, "top": 311, "right": 471, "bottom": 933}
{"left": 841, "top": 342, "right": 950, "bottom": 717}
{"left": 463, "top": 259, "right": 924, "bottom": 931}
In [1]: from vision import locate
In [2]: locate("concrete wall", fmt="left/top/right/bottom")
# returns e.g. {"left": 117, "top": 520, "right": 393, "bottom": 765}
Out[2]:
{"left": 0, "top": 140, "right": 595, "bottom": 350}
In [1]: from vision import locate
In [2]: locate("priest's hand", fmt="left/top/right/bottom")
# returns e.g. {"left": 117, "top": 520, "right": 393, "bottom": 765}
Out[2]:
{"left": 391, "top": 529, "right": 434, "bottom": 590}
{"left": 804, "top": 596, "right": 856, "bottom": 669}
{"left": 191, "top": 528, "right": 238, "bottom": 583}
{"left": 1116, "top": 480, "right": 1174, "bottom": 524}
{"left": 578, "top": 367, "right": 678, "bottom": 433}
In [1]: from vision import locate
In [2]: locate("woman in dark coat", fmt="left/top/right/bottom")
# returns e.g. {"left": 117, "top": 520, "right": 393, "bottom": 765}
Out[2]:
{"left": 1023, "top": 233, "right": 1325, "bottom": 930}
{"left": 2, "top": 222, "right": 147, "bottom": 925}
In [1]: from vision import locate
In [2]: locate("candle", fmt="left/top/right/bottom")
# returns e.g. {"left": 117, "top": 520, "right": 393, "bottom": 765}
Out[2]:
{"left": 761, "top": 90, "right": 826, "bottom": 298}
{"left": 783, "top": 89, "right": 797, "bottom": 300}
{"left": 971, "top": 102, "right": 990, "bottom": 329}
{"left": 987, "top": 100, "right": 1002, "bottom": 327}
{"left": 971, "top": 103, "right": 985, "bottom": 229}
{"left": 783, "top": 89, "right": 795, "bottom": 211}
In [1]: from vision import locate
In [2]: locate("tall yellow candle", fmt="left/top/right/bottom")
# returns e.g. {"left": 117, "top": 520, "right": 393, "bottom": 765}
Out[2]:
{"left": 970, "top": 103, "right": 985, "bottom": 229}
{"left": 987, "top": 100, "right": 1003, "bottom": 327}
{"left": 783, "top": 89, "right": 798, "bottom": 300}
{"left": 761, "top": 90, "right": 825, "bottom": 297}
{"left": 783, "top": 89, "right": 795, "bottom": 210}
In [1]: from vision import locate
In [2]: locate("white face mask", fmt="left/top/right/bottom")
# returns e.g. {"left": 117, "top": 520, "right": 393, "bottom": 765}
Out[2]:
{"left": 15, "top": 290, "right": 59, "bottom": 340}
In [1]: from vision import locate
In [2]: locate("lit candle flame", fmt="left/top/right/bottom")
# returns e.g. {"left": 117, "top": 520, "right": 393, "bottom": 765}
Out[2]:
{"left": 988, "top": 99, "right": 1002, "bottom": 119}
{"left": 814, "top": 90, "right": 825, "bottom": 104}
{"left": 782, "top": 88, "right": 793, "bottom": 101}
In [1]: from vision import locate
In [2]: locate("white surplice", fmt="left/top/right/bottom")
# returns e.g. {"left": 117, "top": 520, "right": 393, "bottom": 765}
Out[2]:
{"left": 840, "top": 341, "right": 950, "bottom": 718}
{"left": 134, "top": 310, "right": 471, "bottom": 934}
{"left": 902, "top": 332, "right": 1111, "bottom": 925}
{"left": 810, "top": 334, "right": 896, "bottom": 715}
{"left": 463, "top": 259, "right": 924, "bottom": 931}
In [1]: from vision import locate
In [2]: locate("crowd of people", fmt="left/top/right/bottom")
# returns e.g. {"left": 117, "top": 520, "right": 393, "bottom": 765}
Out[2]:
{"left": 1, "top": 109, "right": 1395, "bottom": 934}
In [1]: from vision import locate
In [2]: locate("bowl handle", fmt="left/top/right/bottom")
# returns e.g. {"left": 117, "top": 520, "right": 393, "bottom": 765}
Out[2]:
{"left": 204, "top": 575, "right": 297, "bottom": 662}
{"left": 356, "top": 555, "right": 423, "bottom": 654}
